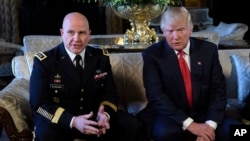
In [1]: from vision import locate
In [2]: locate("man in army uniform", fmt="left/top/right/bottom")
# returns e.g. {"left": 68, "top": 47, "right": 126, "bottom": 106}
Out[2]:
{"left": 29, "top": 12, "right": 133, "bottom": 141}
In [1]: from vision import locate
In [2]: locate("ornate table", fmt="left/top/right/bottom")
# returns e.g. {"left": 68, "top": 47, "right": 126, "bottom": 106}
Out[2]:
{"left": 89, "top": 34, "right": 164, "bottom": 53}
{"left": 89, "top": 32, "right": 220, "bottom": 53}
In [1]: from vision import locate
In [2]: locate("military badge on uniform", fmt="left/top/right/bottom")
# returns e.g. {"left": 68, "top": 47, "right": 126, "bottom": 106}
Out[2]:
{"left": 35, "top": 52, "right": 47, "bottom": 61}
{"left": 53, "top": 97, "right": 60, "bottom": 103}
{"left": 94, "top": 70, "right": 107, "bottom": 80}
{"left": 50, "top": 84, "right": 64, "bottom": 89}
{"left": 54, "top": 74, "right": 61, "bottom": 83}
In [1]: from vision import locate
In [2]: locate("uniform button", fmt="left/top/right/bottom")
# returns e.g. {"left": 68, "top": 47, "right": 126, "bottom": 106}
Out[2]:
{"left": 53, "top": 97, "right": 60, "bottom": 103}
{"left": 81, "top": 89, "right": 84, "bottom": 93}
{"left": 80, "top": 98, "right": 84, "bottom": 101}
{"left": 80, "top": 107, "right": 83, "bottom": 110}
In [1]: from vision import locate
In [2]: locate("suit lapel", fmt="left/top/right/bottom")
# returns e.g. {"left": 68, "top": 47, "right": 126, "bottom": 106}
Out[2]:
{"left": 189, "top": 39, "right": 203, "bottom": 106}
{"left": 162, "top": 42, "right": 188, "bottom": 103}
{"left": 163, "top": 39, "right": 205, "bottom": 108}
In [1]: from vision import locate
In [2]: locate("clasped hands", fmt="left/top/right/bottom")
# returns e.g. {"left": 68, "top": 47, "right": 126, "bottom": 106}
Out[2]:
{"left": 72, "top": 105, "right": 110, "bottom": 136}
{"left": 187, "top": 122, "right": 215, "bottom": 141}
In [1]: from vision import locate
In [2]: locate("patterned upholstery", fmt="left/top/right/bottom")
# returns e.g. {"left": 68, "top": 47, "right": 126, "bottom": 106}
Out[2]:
{"left": 0, "top": 78, "right": 32, "bottom": 132}
{"left": 109, "top": 53, "right": 147, "bottom": 113}
{"left": 23, "top": 35, "right": 62, "bottom": 54}
{"left": 218, "top": 49, "right": 250, "bottom": 99}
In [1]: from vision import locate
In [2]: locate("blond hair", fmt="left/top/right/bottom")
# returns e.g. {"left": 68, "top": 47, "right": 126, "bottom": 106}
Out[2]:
{"left": 160, "top": 7, "right": 193, "bottom": 31}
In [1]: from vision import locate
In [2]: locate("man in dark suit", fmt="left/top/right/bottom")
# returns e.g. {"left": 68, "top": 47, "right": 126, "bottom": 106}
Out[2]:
{"left": 29, "top": 12, "right": 138, "bottom": 141}
{"left": 138, "top": 7, "right": 241, "bottom": 141}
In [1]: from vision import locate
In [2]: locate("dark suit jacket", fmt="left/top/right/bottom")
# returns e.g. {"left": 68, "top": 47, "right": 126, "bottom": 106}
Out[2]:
{"left": 29, "top": 43, "right": 118, "bottom": 129}
{"left": 138, "top": 37, "right": 226, "bottom": 127}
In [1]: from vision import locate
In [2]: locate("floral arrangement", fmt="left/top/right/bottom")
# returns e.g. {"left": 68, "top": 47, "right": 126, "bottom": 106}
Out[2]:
{"left": 73, "top": 0, "right": 182, "bottom": 6}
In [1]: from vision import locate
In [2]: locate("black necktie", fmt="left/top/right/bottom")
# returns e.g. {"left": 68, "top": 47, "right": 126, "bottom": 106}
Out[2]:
{"left": 75, "top": 55, "right": 84, "bottom": 78}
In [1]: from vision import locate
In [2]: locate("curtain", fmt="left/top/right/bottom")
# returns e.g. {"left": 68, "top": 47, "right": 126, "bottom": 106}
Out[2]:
{"left": 0, "top": 0, "right": 21, "bottom": 44}
{"left": 105, "top": 6, "right": 123, "bottom": 34}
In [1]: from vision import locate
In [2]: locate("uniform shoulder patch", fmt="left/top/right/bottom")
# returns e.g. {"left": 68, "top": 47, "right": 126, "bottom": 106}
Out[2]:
{"left": 101, "top": 48, "right": 109, "bottom": 56}
{"left": 35, "top": 52, "right": 47, "bottom": 61}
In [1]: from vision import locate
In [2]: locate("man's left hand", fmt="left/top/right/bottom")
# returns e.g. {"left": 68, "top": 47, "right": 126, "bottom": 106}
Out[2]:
{"left": 96, "top": 105, "right": 110, "bottom": 135}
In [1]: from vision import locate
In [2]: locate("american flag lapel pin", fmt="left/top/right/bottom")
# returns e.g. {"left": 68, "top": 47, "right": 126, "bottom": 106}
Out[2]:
{"left": 197, "top": 61, "right": 202, "bottom": 65}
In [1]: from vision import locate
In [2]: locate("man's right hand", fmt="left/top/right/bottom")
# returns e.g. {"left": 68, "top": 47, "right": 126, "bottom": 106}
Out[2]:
{"left": 187, "top": 122, "right": 215, "bottom": 141}
{"left": 72, "top": 111, "right": 100, "bottom": 135}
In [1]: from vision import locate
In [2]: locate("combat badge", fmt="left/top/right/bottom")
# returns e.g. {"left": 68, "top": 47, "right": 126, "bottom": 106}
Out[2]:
{"left": 35, "top": 52, "right": 47, "bottom": 61}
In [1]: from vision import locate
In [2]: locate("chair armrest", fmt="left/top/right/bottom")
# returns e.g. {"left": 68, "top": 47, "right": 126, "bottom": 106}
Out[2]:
{"left": 0, "top": 106, "right": 33, "bottom": 141}
{"left": 0, "top": 78, "right": 33, "bottom": 140}
{"left": 12, "top": 56, "right": 30, "bottom": 79}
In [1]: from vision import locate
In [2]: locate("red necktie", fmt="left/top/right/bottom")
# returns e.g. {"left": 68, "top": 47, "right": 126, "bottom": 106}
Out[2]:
{"left": 178, "top": 50, "right": 192, "bottom": 107}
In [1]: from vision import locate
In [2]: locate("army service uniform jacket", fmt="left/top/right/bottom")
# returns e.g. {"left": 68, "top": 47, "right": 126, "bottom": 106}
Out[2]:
{"left": 29, "top": 43, "right": 118, "bottom": 129}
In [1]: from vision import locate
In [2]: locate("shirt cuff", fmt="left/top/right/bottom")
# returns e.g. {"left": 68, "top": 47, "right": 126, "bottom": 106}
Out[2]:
{"left": 182, "top": 117, "right": 194, "bottom": 130}
{"left": 104, "top": 112, "right": 110, "bottom": 120}
{"left": 70, "top": 116, "right": 75, "bottom": 128}
{"left": 206, "top": 120, "right": 217, "bottom": 129}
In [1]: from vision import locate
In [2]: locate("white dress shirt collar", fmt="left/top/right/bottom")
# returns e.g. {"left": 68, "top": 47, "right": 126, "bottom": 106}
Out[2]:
{"left": 64, "top": 46, "right": 86, "bottom": 62}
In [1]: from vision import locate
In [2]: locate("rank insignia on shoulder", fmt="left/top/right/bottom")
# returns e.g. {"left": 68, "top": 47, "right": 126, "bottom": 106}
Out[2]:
{"left": 35, "top": 52, "right": 47, "bottom": 61}
{"left": 101, "top": 48, "right": 109, "bottom": 56}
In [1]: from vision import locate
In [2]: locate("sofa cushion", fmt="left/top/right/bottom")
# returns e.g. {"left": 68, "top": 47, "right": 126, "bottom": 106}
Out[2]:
{"left": 215, "top": 22, "right": 238, "bottom": 37}
{"left": 24, "top": 53, "right": 35, "bottom": 78}
{"left": 12, "top": 56, "right": 30, "bottom": 80}
{"left": 230, "top": 55, "right": 250, "bottom": 106}
{"left": 127, "top": 101, "right": 147, "bottom": 116}
{"left": 109, "top": 53, "right": 147, "bottom": 115}
{"left": 218, "top": 49, "right": 250, "bottom": 99}
{"left": 23, "top": 35, "right": 62, "bottom": 54}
